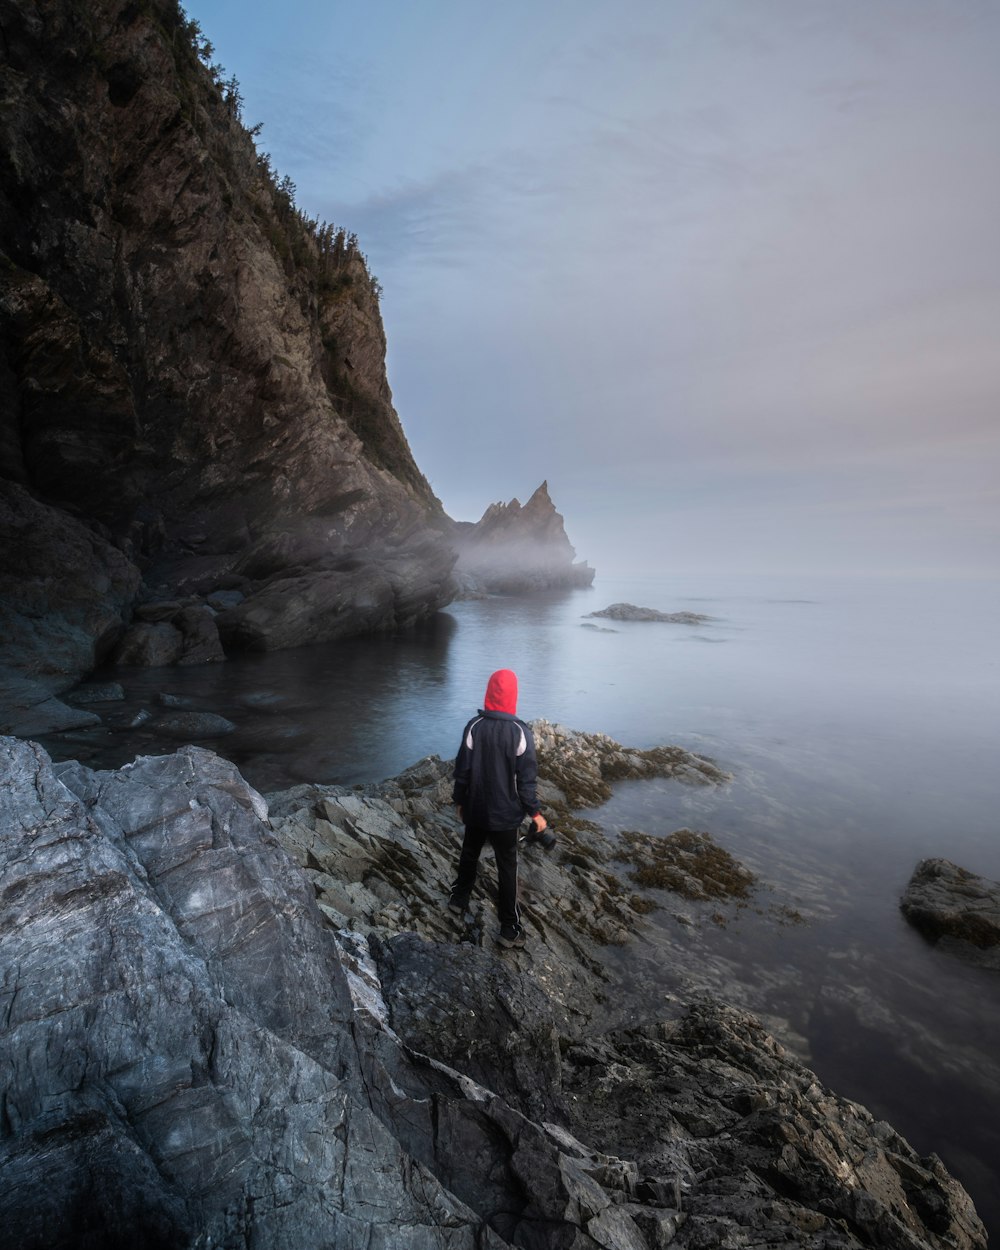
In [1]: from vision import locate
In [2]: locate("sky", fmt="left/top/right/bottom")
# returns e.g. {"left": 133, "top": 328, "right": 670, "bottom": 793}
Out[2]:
{"left": 190, "top": 0, "right": 999, "bottom": 579}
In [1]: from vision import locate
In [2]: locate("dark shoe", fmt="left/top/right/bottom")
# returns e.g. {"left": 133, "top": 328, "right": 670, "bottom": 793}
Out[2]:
{"left": 447, "top": 897, "right": 468, "bottom": 916}
{"left": 497, "top": 926, "right": 526, "bottom": 949}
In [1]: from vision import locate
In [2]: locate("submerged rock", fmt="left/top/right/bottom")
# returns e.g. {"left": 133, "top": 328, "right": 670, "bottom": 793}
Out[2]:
{"left": 614, "top": 827, "right": 756, "bottom": 901}
{"left": 63, "top": 681, "right": 126, "bottom": 706}
{"left": 587, "top": 603, "right": 710, "bottom": 624}
{"left": 0, "top": 669, "right": 102, "bottom": 737}
{"left": 151, "top": 711, "right": 236, "bottom": 740}
{"left": 901, "top": 858, "right": 1000, "bottom": 968}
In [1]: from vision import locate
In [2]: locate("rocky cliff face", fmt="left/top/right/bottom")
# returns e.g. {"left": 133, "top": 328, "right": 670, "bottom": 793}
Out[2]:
{"left": 0, "top": 0, "right": 454, "bottom": 725}
{"left": 452, "top": 481, "right": 595, "bottom": 596}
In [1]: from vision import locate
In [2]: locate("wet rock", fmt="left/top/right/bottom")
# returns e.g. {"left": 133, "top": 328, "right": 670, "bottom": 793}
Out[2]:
{"left": 531, "top": 720, "right": 731, "bottom": 811}
{"left": 563, "top": 1003, "right": 986, "bottom": 1250}
{"left": 0, "top": 689, "right": 101, "bottom": 736}
{"left": 614, "top": 828, "right": 756, "bottom": 902}
{"left": 63, "top": 681, "right": 125, "bottom": 705}
{"left": 0, "top": 737, "right": 730, "bottom": 1250}
{"left": 156, "top": 692, "right": 194, "bottom": 709}
{"left": 0, "top": 482, "right": 140, "bottom": 697}
{"left": 1, "top": 734, "right": 986, "bottom": 1249}
{"left": 113, "top": 621, "right": 184, "bottom": 668}
{"left": 587, "top": 603, "right": 710, "bottom": 624}
{"left": 267, "top": 730, "right": 757, "bottom": 1028}
{"left": 238, "top": 690, "right": 300, "bottom": 712}
{"left": 217, "top": 541, "right": 455, "bottom": 651}
{"left": 901, "top": 859, "right": 1000, "bottom": 967}
{"left": 206, "top": 589, "right": 245, "bottom": 611}
{"left": 174, "top": 605, "right": 226, "bottom": 666}
{"left": 372, "top": 932, "right": 565, "bottom": 1125}
{"left": 152, "top": 712, "right": 236, "bottom": 740}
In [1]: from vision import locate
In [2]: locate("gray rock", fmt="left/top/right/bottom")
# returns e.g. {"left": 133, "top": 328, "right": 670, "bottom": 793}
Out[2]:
{"left": 587, "top": 603, "right": 710, "bottom": 624}
{"left": 0, "top": 737, "right": 728, "bottom": 1250}
{"left": 63, "top": 681, "right": 126, "bottom": 705}
{"left": 372, "top": 932, "right": 565, "bottom": 1125}
{"left": 0, "top": 690, "right": 101, "bottom": 736}
{"left": 113, "top": 621, "right": 185, "bottom": 668}
{"left": 206, "top": 589, "right": 245, "bottom": 611}
{"left": 0, "top": 736, "right": 986, "bottom": 1249}
{"left": 156, "top": 692, "right": 194, "bottom": 708}
{"left": 0, "top": 482, "right": 140, "bottom": 696}
{"left": 563, "top": 1004, "right": 986, "bottom": 1250}
{"left": 106, "top": 707, "right": 153, "bottom": 730}
{"left": 901, "top": 858, "right": 1000, "bottom": 966}
{"left": 174, "top": 604, "right": 226, "bottom": 665}
{"left": 152, "top": 712, "right": 237, "bottom": 740}
{"left": 238, "top": 690, "right": 299, "bottom": 712}
{"left": 218, "top": 541, "right": 454, "bottom": 651}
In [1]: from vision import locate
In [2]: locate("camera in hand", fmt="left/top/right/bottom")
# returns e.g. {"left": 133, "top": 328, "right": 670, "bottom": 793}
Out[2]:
{"left": 522, "top": 817, "right": 556, "bottom": 851}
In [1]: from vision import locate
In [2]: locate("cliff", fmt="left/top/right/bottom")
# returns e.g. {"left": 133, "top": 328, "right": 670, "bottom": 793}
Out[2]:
{"left": 0, "top": 732, "right": 986, "bottom": 1249}
{"left": 452, "top": 481, "right": 595, "bottom": 595}
{"left": 0, "top": 0, "right": 455, "bottom": 727}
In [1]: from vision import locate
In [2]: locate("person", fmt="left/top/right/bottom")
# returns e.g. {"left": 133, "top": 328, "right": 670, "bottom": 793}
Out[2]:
{"left": 449, "top": 668, "right": 547, "bottom": 948}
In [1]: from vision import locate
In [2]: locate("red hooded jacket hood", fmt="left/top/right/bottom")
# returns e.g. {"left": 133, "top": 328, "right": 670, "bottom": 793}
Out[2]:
{"left": 483, "top": 669, "right": 518, "bottom": 715}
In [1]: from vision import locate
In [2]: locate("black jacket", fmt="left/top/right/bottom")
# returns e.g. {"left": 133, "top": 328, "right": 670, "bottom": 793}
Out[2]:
{"left": 452, "top": 709, "right": 540, "bottom": 832}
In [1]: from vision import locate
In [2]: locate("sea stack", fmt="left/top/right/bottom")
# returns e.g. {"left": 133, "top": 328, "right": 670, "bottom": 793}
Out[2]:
{"left": 451, "top": 481, "right": 595, "bottom": 595}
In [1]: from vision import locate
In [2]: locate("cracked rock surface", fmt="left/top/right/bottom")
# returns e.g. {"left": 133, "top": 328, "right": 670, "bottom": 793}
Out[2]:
{"left": 0, "top": 730, "right": 986, "bottom": 1249}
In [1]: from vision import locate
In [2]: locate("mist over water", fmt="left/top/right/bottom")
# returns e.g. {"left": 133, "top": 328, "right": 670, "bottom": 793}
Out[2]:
{"left": 49, "top": 570, "right": 1000, "bottom": 1232}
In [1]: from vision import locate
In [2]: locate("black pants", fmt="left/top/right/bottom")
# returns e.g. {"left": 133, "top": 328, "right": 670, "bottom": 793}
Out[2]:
{"left": 451, "top": 825, "right": 520, "bottom": 930}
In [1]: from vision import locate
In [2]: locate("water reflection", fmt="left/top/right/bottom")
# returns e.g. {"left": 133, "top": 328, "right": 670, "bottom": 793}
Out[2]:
{"left": 41, "top": 612, "right": 461, "bottom": 791}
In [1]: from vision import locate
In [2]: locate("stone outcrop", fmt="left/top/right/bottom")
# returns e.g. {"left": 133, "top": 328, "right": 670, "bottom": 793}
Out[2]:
{"left": 900, "top": 859, "right": 1000, "bottom": 969}
{"left": 0, "top": 0, "right": 455, "bottom": 717}
{"left": 1, "top": 736, "right": 678, "bottom": 1250}
{"left": 0, "top": 482, "right": 142, "bottom": 736}
{"left": 1, "top": 732, "right": 985, "bottom": 1248}
{"left": 452, "top": 482, "right": 595, "bottom": 595}
{"left": 587, "top": 604, "right": 710, "bottom": 624}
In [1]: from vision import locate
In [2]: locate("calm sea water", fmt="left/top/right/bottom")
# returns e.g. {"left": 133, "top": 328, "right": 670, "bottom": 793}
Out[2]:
{"left": 46, "top": 571, "right": 1000, "bottom": 1231}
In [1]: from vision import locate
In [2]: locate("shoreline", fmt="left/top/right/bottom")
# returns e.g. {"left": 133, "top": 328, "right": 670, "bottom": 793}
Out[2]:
{"left": 0, "top": 727, "right": 987, "bottom": 1248}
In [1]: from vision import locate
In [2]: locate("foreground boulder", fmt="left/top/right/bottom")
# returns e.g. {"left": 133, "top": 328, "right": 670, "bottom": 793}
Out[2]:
{"left": 0, "top": 737, "right": 687, "bottom": 1249}
{"left": 0, "top": 735, "right": 986, "bottom": 1248}
{"left": 900, "top": 858, "right": 1000, "bottom": 968}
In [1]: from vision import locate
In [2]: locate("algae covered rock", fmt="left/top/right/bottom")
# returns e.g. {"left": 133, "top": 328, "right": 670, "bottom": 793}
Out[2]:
{"left": 901, "top": 858, "right": 1000, "bottom": 968}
